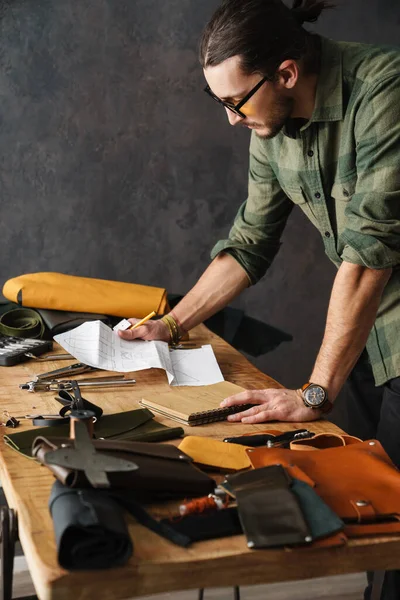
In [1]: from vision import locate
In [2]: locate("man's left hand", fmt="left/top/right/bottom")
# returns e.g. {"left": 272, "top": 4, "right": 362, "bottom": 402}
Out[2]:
{"left": 220, "top": 388, "right": 321, "bottom": 423}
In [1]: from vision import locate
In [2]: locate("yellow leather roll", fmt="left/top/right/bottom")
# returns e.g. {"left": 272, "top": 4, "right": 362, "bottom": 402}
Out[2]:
{"left": 3, "top": 272, "right": 169, "bottom": 318}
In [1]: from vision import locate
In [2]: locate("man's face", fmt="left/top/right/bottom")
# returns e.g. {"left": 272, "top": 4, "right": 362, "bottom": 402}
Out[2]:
{"left": 204, "top": 55, "right": 294, "bottom": 139}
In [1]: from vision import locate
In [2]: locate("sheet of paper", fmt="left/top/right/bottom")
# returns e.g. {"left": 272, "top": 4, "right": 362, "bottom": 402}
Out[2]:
{"left": 169, "top": 345, "right": 224, "bottom": 386}
{"left": 54, "top": 320, "right": 224, "bottom": 386}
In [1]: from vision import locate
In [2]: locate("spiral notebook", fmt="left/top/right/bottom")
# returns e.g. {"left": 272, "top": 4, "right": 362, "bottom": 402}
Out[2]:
{"left": 139, "top": 381, "right": 253, "bottom": 426}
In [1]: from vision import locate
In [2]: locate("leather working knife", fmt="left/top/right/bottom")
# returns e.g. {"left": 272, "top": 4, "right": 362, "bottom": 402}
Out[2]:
{"left": 223, "top": 429, "right": 315, "bottom": 447}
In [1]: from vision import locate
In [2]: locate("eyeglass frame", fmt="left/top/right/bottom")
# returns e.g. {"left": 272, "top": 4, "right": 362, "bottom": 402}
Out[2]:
{"left": 204, "top": 75, "right": 269, "bottom": 119}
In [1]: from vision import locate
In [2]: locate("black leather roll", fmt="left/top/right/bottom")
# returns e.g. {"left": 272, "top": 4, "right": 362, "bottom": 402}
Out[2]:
{"left": 49, "top": 481, "right": 133, "bottom": 570}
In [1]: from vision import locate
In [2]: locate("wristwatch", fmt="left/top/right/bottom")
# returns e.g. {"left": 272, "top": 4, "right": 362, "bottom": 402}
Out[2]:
{"left": 300, "top": 383, "right": 333, "bottom": 414}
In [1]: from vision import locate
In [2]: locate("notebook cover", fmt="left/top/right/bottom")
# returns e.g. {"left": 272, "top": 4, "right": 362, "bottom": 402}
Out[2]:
{"left": 139, "top": 381, "right": 247, "bottom": 425}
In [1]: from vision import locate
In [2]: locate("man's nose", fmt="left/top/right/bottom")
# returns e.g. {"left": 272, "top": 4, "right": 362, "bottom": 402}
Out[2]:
{"left": 225, "top": 107, "right": 243, "bottom": 126}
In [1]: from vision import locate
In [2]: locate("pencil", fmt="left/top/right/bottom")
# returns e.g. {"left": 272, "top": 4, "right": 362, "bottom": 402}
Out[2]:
{"left": 127, "top": 310, "right": 156, "bottom": 330}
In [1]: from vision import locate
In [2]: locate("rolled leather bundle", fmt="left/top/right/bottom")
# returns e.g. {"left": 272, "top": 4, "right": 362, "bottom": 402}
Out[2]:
{"left": 3, "top": 272, "right": 169, "bottom": 318}
{"left": 49, "top": 481, "right": 133, "bottom": 570}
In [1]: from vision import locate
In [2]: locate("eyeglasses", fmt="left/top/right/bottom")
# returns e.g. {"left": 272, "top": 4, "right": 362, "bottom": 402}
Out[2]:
{"left": 204, "top": 76, "right": 268, "bottom": 119}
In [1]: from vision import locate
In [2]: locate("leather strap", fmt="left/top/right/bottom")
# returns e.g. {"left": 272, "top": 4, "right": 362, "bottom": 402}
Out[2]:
{"left": 32, "top": 390, "right": 103, "bottom": 427}
{"left": 0, "top": 308, "right": 45, "bottom": 339}
{"left": 113, "top": 493, "right": 191, "bottom": 547}
{"left": 56, "top": 389, "right": 103, "bottom": 419}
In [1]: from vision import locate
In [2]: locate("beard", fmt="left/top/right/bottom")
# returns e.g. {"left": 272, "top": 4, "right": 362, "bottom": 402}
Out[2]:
{"left": 243, "top": 94, "right": 294, "bottom": 139}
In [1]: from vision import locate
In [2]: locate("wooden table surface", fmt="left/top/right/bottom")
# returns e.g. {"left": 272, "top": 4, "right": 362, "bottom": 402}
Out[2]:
{"left": 0, "top": 324, "right": 399, "bottom": 600}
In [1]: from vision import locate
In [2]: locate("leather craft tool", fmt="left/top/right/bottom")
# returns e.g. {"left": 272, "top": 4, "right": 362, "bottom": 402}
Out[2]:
{"left": 24, "top": 352, "right": 73, "bottom": 361}
{"left": 33, "top": 362, "right": 98, "bottom": 381}
{"left": 43, "top": 415, "right": 138, "bottom": 488}
{"left": 223, "top": 429, "right": 315, "bottom": 447}
{"left": 19, "top": 375, "right": 136, "bottom": 393}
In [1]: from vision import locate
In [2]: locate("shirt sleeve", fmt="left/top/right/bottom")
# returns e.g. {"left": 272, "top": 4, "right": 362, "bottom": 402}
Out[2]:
{"left": 340, "top": 74, "right": 400, "bottom": 269}
{"left": 210, "top": 133, "right": 293, "bottom": 285}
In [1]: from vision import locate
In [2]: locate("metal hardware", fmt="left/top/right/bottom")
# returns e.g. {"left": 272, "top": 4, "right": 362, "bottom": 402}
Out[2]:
{"left": 169, "top": 343, "right": 200, "bottom": 350}
{"left": 24, "top": 352, "right": 73, "bottom": 361}
{"left": 19, "top": 376, "right": 136, "bottom": 393}
{"left": 34, "top": 362, "right": 98, "bottom": 381}
{"left": 355, "top": 500, "right": 369, "bottom": 507}
{"left": 44, "top": 420, "right": 138, "bottom": 488}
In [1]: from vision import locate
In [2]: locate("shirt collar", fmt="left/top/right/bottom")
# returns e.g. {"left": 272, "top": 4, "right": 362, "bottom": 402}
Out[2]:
{"left": 310, "top": 36, "right": 344, "bottom": 123}
{"left": 283, "top": 36, "right": 344, "bottom": 138}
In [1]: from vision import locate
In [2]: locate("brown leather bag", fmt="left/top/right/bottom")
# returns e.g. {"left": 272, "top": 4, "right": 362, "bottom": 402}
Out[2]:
{"left": 32, "top": 436, "right": 215, "bottom": 498}
{"left": 247, "top": 439, "right": 400, "bottom": 537}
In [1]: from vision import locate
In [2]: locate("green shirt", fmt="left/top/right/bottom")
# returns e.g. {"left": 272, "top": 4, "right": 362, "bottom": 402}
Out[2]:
{"left": 211, "top": 36, "right": 400, "bottom": 386}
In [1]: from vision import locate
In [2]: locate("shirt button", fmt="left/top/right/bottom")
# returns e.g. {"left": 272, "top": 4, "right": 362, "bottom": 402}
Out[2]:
{"left": 307, "top": 150, "right": 314, "bottom": 157}
{"left": 315, "top": 192, "right": 321, "bottom": 199}
{"left": 325, "top": 231, "right": 331, "bottom": 238}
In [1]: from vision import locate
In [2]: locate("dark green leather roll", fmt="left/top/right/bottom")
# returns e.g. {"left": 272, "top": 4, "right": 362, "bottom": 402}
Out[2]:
{"left": 0, "top": 308, "right": 45, "bottom": 338}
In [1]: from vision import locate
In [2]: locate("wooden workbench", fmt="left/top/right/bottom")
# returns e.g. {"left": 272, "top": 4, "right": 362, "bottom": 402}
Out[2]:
{"left": 0, "top": 324, "right": 398, "bottom": 600}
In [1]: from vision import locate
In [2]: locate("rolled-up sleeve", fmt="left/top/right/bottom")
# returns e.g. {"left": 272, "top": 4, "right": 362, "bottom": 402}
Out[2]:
{"left": 211, "top": 133, "right": 293, "bottom": 284}
{"left": 340, "top": 75, "right": 400, "bottom": 268}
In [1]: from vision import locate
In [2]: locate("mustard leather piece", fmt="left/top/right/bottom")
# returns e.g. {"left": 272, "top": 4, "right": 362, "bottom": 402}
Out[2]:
{"left": 3, "top": 273, "right": 169, "bottom": 318}
{"left": 179, "top": 436, "right": 251, "bottom": 471}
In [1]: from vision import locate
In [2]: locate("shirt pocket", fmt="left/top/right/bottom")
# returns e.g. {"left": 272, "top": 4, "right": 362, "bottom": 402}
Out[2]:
{"left": 286, "top": 188, "right": 318, "bottom": 227}
{"left": 330, "top": 176, "right": 357, "bottom": 203}
{"left": 330, "top": 174, "right": 357, "bottom": 234}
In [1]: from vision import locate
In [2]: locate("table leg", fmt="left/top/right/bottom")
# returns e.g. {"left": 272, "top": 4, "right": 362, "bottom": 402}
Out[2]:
{"left": 0, "top": 507, "right": 38, "bottom": 600}
{"left": 197, "top": 587, "right": 240, "bottom": 600}
{"left": 370, "top": 571, "right": 385, "bottom": 600}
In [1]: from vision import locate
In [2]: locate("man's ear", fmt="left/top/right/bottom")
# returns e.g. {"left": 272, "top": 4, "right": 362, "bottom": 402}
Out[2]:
{"left": 276, "top": 60, "right": 299, "bottom": 89}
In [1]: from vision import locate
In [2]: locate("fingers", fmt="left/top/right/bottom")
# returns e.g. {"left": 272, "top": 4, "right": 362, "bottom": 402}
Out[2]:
{"left": 117, "top": 319, "right": 171, "bottom": 342}
{"left": 220, "top": 390, "right": 264, "bottom": 407}
{"left": 227, "top": 405, "right": 276, "bottom": 424}
{"left": 118, "top": 325, "right": 147, "bottom": 340}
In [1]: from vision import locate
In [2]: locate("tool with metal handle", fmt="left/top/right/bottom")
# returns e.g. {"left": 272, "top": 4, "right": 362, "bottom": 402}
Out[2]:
{"left": 24, "top": 352, "right": 73, "bottom": 361}
{"left": 34, "top": 362, "right": 98, "bottom": 381}
{"left": 19, "top": 375, "right": 136, "bottom": 393}
{"left": 223, "top": 429, "right": 315, "bottom": 447}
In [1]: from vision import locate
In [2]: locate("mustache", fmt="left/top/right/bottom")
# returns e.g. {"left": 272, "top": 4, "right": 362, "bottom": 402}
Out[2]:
{"left": 240, "top": 121, "right": 262, "bottom": 128}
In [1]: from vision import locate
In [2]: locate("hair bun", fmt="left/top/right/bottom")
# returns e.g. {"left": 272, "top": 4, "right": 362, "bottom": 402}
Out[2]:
{"left": 291, "top": 0, "right": 334, "bottom": 25}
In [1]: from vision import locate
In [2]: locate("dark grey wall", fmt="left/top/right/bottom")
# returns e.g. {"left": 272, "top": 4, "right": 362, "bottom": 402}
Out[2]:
{"left": 0, "top": 0, "right": 399, "bottom": 391}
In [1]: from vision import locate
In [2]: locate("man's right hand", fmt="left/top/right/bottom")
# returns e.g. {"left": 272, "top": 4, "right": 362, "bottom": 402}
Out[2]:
{"left": 117, "top": 318, "right": 171, "bottom": 342}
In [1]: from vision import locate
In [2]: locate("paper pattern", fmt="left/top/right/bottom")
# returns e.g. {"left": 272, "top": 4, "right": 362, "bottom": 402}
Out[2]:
{"left": 54, "top": 320, "right": 224, "bottom": 386}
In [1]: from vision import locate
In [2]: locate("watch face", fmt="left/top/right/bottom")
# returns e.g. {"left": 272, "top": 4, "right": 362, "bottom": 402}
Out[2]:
{"left": 304, "top": 384, "right": 326, "bottom": 407}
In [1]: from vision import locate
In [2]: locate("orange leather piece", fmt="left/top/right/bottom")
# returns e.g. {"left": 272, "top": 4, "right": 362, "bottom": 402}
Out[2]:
{"left": 300, "top": 531, "right": 348, "bottom": 550}
{"left": 3, "top": 272, "right": 169, "bottom": 318}
{"left": 289, "top": 433, "right": 362, "bottom": 451}
{"left": 246, "top": 440, "right": 400, "bottom": 535}
{"left": 345, "top": 521, "right": 400, "bottom": 537}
